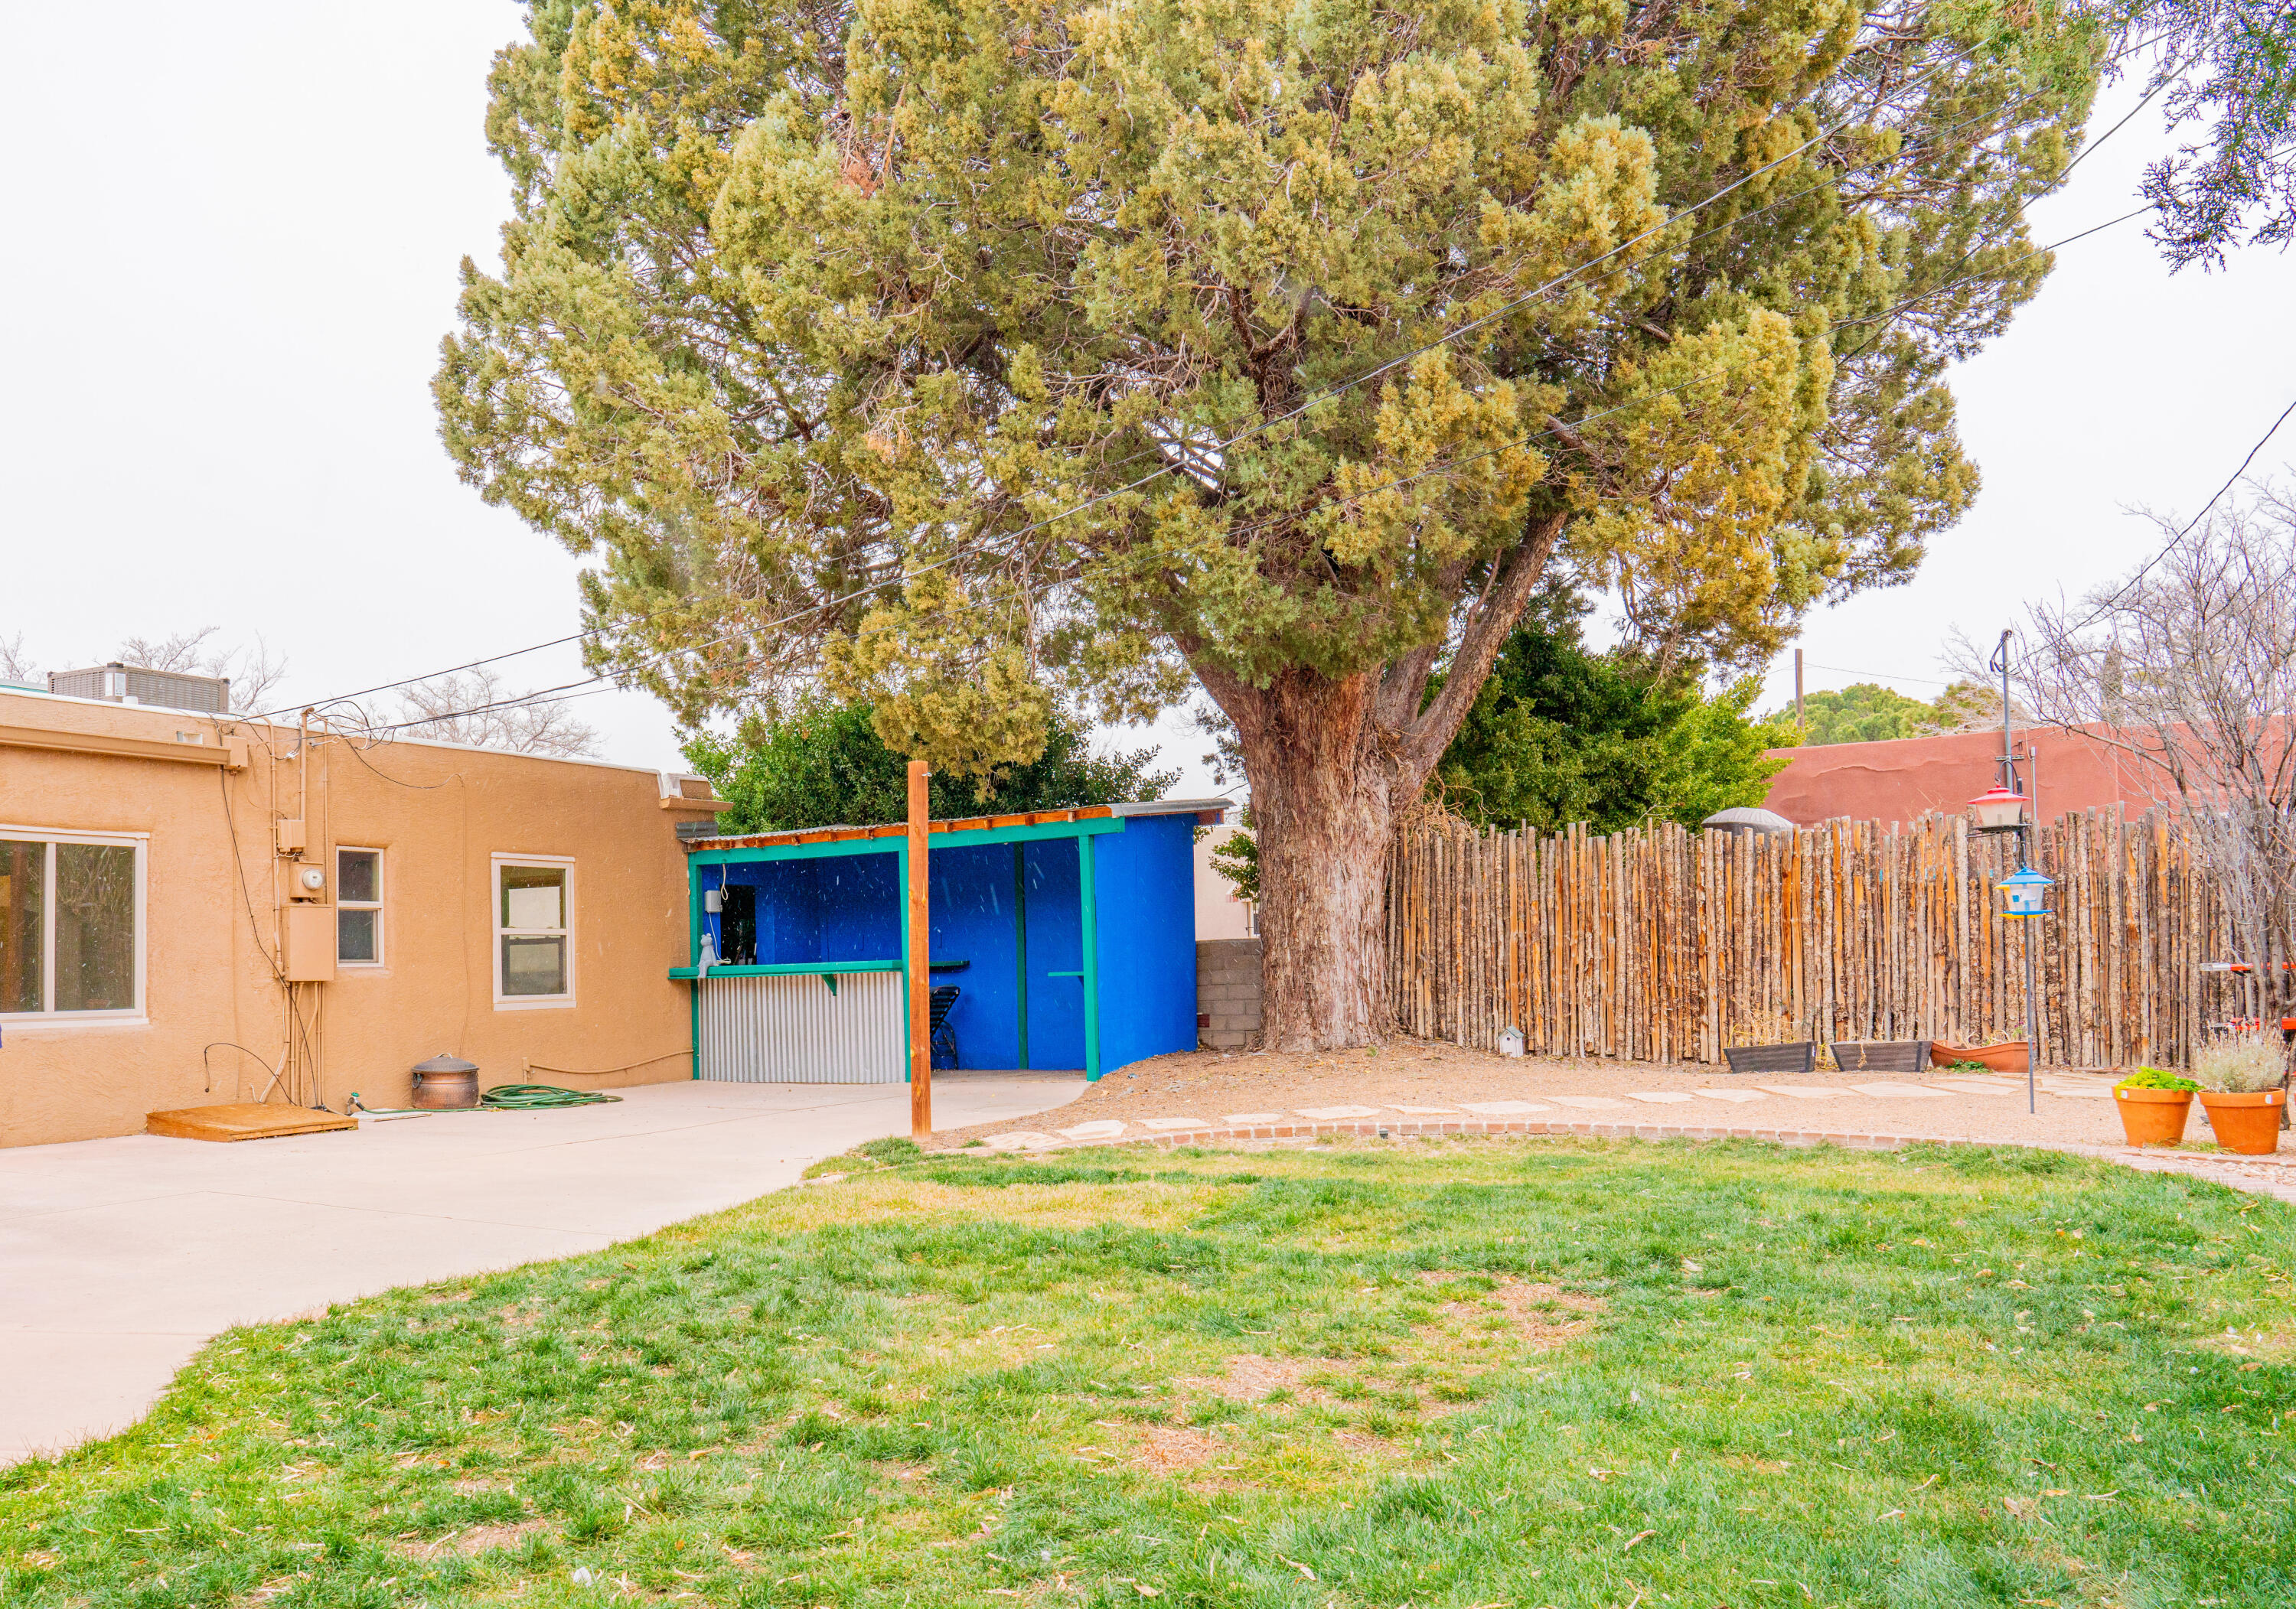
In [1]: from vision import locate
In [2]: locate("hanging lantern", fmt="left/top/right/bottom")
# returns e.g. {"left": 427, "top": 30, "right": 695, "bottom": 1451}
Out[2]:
{"left": 1998, "top": 866, "right": 2053, "bottom": 919}
{"left": 1968, "top": 785, "right": 2030, "bottom": 834}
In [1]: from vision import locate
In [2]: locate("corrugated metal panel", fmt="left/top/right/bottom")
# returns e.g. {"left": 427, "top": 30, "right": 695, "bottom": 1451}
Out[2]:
{"left": 698, "top": 971, "right": 905, "bottom": 1083}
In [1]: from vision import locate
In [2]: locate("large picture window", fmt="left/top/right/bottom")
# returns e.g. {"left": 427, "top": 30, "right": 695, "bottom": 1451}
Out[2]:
{"left": 494, "top": 857, "right": 572, "bottom": 1006}
{"left": 0, "top": 830, "right": 143, "bottom": 1021}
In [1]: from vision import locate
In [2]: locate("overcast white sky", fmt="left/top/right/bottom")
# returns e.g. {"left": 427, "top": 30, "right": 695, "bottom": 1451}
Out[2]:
{"left": 3, "top": 4, "right": 2289, "bottom": 796}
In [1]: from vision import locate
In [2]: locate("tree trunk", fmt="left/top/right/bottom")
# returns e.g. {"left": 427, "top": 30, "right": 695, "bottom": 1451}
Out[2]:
{"left": 1212, "top": 667, "right": 1395, "bottom": 1050}
{"left": 1192, "top": 509, "right": 1567, "bottom": 1052}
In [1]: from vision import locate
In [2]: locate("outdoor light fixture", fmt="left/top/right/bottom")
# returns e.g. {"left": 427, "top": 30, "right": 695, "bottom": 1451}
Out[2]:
{"left": 1967, "top": 785, "right": 2030, "bottom": 835}
{"left": 1998, "top": 866, "right": 2054, "bottom": 920}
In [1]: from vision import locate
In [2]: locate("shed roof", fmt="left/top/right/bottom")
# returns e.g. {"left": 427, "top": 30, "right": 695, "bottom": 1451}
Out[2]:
{"left": 680, "top": 797, "right": 1232, "bottom": 852}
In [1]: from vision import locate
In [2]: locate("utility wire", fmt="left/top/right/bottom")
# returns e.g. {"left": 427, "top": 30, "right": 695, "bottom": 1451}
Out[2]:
{"left": 334, "top": 49, "right": 2144, "bottom": 739}
{"left": 369, "top": 177, "right": 2155, "bottom": 744}
{"left": 289, "top": 54, "right": 1995, "bottom": 728}
{"left": 2052, "top": 391, "right": 2296, "bottom": 636}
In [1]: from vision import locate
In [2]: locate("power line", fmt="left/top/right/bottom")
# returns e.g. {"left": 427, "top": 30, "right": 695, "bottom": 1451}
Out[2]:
{"left": 338, "top": 50, "right": 2130, "bottom": 738}
{"left": 370, "top": 181, "right": 2151, "bottom": 741}
{"left": 1802, "top": 661, "right": 1958, "bottom": 688}
{"left": 287, "top": 55, "right": 2001, "bottom": 727}
{"left": 2054, "top": 390, "right": 2296, "bottom": 636}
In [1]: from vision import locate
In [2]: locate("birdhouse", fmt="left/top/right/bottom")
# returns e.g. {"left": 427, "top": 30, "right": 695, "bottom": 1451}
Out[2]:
{"left": 1968, "top": 785, "right": 2030, "bottom": 834}
{"left": 1998, "top": 866, "right": 2053, "bottom": 919}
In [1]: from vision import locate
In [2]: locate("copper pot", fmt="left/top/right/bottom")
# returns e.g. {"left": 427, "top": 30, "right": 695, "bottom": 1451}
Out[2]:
{"left": 411, "top": 1052, "right": 480, "bottom": 1110}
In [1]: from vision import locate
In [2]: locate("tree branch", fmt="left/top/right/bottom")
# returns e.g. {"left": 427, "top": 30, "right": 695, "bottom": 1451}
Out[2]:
{"left": 1396, "top": 508, "right": 1569, "bottom": 784}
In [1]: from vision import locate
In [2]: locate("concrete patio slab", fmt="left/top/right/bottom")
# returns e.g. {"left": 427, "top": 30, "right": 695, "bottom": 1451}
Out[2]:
{"left": 0, "top": 1073, "right": 1081, "bottom": 1467}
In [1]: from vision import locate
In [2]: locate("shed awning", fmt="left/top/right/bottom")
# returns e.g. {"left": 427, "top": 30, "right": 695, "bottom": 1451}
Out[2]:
{"left": 680, "top": 797, "right": 1232, "bottom": 853}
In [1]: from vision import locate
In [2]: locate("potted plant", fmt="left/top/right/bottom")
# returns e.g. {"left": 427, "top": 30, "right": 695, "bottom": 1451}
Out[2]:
{"left": 2193, "top": 1033, "right": 2288, "bottom": 1156}
{"left": 2112, "top": 1066, "right": 2200, "bottom": 1146}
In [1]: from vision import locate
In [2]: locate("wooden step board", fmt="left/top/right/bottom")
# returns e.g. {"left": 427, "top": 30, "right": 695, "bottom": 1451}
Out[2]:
{"left": 145, "top": 1103, "right": 358, "bottom": 1142}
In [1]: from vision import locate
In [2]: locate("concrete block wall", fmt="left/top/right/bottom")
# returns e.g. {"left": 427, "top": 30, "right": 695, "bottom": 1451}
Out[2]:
{"left": 1197, "top": 937, "right": 1264, "bottom": 1050}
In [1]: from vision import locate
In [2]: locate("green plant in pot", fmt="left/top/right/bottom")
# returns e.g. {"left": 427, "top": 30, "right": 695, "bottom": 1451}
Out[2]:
{"left": 2112, "top": 1066, "right": 2200, "bottom": 1147}
{"left": 2192, "top": 1033, "right": 2288, "bottom": 1155}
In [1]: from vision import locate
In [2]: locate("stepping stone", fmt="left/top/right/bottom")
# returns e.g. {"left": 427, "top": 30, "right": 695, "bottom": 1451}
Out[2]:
{"left": 1141, "top": 1116, "right": 1215, "bottom": 1131}
{"left": 1929, "top": 1079, "right": 2017, "bottom": 1095}
{"left": 1223, "top": 1111, "right": 1288, "bottom": 1125}
{"left": 981, "top": 1131, "right": 1062, "bottom": 1151}
{"left": 1693, "top": 1088, "right": 1768, "bottom": 1103}
{"left": 1059, "top": 1119, "right": 1130, "bottom": 1139}
{"left": 1548, "top": 1095, "right": 1629, "bottom": 1110}
{"left": 1294, "top": 1105, "right": 1383, "bottom": 1120}
{"left": 1756, "top": 1085, "right": 1852, "bottom": 1100}
{"left": 1460, "top": 1099, "right": 1553, "bottom": 1116}
{"left": 1849, "top": 1082, "right": 1949, "bottom": 1099}
{"left": 1385, "top": 1104, "right": 1461, "bottom": 1115}
{"left": 2040, "top": 1082, "right": 2115, "bottom": 1099}
{"left": 1625, "top": 1090, "right": 1697, "bottom": 1104}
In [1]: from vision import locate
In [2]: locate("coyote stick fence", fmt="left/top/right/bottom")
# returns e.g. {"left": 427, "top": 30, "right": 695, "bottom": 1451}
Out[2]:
{"left": 1385, "top": 809, "right": 2237, "bottom": 1069}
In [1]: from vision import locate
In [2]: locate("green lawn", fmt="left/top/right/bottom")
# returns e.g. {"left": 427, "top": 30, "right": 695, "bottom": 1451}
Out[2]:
{"left": 4, "top": 1138, "right": 2292, "bottom": 1608}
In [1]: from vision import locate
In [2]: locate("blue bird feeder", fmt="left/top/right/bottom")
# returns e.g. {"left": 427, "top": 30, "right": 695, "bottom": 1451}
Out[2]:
{"left": 1998, "top": 866, "right": 2053, "bottom": 919}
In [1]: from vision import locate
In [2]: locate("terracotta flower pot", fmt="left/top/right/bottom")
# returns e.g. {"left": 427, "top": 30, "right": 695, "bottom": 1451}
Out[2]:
{"left": 1931, "top": 1040, "right": 2029, "bottom": 1073}
{"left": 2197, "top": 1088, "right": 2286, "bottom": 1156}
{"left": 2114, "top": 1086, "right": 2194, "bottom": 1147}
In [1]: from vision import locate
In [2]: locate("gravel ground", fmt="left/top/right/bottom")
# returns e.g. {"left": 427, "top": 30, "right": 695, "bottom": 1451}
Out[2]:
{"left": 924, "top": 1038, "right": 2296, "bottom": 1200}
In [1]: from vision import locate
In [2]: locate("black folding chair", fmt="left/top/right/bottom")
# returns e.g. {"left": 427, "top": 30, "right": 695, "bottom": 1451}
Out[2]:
{"left": 929, "top": 984, "right": 961, "bottom": 1070}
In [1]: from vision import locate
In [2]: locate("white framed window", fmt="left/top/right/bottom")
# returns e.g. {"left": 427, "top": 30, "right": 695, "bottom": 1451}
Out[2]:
{"left": 493, "top": 855, "right": 573, "bottom": 1008}
{"left": 0, "top": 827, "right": 145, "bottom": 1024}
{"left": 337, "top": 846, "right": 383, "bottom": 966}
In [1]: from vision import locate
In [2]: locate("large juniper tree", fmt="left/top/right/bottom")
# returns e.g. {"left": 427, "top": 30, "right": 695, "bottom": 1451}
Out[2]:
{"left": 439, "top": 0, "right": 2103, "bottom": 1050}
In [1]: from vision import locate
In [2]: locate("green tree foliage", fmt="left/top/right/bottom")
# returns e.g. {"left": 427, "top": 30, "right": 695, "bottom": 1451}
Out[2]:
{"left": 1435, "top": 587, "right": 1795, "bottom": 831}
{"left": 2116, "top": 2, "right": 2296, "bottom": 267}
{"left": 1766, "top": 676, "right": 1999, "bottom": 744}
{"left": 1779, "top": 680, "right": 1939, "bottom": 744}
{"left": 683, "top": 702, "right": 1173, "bottom": 834}
{"left": 437, "top": 0, "right": 2104, "bottom": 1047}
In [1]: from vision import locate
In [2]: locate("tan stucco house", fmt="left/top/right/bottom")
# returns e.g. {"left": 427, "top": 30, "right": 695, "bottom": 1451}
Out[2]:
{"left": 0, "top": 685, "right": 729, "bottom": 1148}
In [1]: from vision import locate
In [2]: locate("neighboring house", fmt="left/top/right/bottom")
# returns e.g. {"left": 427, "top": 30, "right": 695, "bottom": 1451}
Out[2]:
{"left": 0, "top": 684, "right": 731, "bottom": 1148}
{"left": 1760, "top": 724, "right": 2172, "bottom": 827}
{"left": 1194, "top": 822, "right": 1255, "bottom": 940}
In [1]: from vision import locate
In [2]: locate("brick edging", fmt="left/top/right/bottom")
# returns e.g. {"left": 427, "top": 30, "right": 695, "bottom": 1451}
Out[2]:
{"left": 951, "top": 1116, "right": 2296, "bottom": 1177}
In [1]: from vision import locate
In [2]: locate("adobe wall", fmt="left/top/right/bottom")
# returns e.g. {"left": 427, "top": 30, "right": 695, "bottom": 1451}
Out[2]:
{"left": 0, "top": 690, "right": 713, "bottom": 1148}
{"left": 1760, "top": 725, "right": 2167, "bottom": 827}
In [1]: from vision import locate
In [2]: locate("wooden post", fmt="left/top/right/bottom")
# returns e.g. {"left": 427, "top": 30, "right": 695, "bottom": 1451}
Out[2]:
{"left": 908, "top": 759, "right": 931, "bottom": 1138}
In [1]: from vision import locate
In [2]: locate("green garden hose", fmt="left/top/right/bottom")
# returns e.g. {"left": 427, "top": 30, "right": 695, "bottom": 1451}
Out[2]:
{"left": 347, "top": 1085, "right": 624, "bottom": 1116}
{"left": 478, "top": 1083, "right": 624, "bottom": 1109}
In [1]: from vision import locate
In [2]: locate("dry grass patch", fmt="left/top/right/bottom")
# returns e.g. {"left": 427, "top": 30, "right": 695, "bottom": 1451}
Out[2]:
{"left": 387, "top": 1517, "right": 548, "bottom": 1561}
{"left": 749, "top": 1176, "right": 1234, "bottom": 1234}
{"left": 2195, "top": 1320, "right": 2296, "bottom": 1363}
{"left": 1177, "top": 1353, "right": 1340, "bottom": 1405}
{"left": 1131, "top": 1423, "right": 1234, "bottom": 1475}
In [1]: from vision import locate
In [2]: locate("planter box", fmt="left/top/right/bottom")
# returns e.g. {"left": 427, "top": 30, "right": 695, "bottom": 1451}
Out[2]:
{"left": 1829, "top": 1040, "right": 1931, "bottom": 1074}
{"left": 1724, "top": 1041, "right": 1817, "bottom": 1076}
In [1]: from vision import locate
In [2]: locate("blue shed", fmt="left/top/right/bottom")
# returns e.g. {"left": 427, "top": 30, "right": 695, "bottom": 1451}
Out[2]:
{"left": 671, "top": 800, "right": 1227, "bottom": 1082}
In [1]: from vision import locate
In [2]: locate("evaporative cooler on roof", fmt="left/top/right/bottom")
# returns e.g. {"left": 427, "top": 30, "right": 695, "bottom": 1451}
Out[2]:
{"left": 45, "top": 663, "right": 230, "bottom": 714}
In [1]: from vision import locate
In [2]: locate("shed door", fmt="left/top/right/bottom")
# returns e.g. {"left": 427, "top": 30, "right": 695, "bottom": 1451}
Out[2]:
{"left": 1021, "top": 839, "right": 1086, "bottom": 1070}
